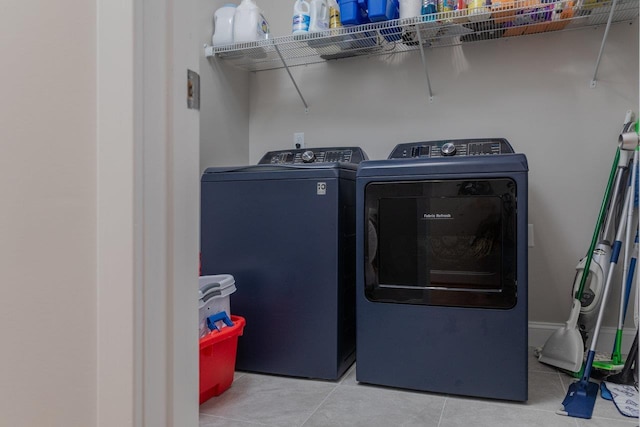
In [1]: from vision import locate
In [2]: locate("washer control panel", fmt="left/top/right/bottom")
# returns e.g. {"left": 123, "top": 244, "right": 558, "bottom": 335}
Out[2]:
{"left": 388, "top": 138, "right": 514, "bottom": 159}
{"left": 258, "top": 147, "right": 369, "bottom": 165}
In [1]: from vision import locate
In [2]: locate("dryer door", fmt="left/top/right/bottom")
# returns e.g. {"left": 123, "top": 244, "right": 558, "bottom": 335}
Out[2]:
{"left": 364, "top": 178, "right": 517, "bottom": 309}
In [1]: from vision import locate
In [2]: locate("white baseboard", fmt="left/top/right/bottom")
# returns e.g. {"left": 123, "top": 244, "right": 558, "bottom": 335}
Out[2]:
{"left": 529, "top": 322, "right": 637, "bottom": 354}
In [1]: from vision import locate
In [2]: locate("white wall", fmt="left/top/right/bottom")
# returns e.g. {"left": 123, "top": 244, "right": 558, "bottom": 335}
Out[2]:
{"left": 2, "top": 1, "right": 201, "bottom": 426}
{"left": 244, "top": 4, "right": 639, "bottom": 329}
{"left": 0, "top": 2, "right": 97, "bottom": 426}
{"left": 199, "top": 1, "right": 251, "bottom": 171}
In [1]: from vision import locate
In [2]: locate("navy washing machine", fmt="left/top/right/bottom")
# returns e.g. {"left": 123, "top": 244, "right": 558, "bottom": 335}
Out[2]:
{"left": 355, "top": 139, "right": 528, "bottom": 401}
{"left": 200, "top": 147, "right": 368, "bottom": 380}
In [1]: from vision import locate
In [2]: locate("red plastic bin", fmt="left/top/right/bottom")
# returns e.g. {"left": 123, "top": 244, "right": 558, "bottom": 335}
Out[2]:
{"left": 199, "top": 315, "right": 246, "bottom": 404}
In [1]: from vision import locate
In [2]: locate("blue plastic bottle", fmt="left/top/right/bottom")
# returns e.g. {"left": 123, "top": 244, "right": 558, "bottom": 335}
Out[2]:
{"left": 421, "top": 0, "right": 437, "bottom": 20}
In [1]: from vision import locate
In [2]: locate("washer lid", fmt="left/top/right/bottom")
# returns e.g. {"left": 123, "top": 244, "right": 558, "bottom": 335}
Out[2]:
{"left": 201, "top": 163, "right": 357, "bottom": 182}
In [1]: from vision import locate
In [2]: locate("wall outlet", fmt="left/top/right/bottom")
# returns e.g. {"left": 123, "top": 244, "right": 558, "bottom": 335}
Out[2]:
{"left": 294, "top": 132, "right": 305, "bottom": 149}
{"left": 528, "top": 224, "right": 534, "bottom": 247}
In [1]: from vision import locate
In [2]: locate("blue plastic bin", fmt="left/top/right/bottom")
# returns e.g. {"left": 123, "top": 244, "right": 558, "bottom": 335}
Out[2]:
{"left": 368, "top": 0, "right": 400, "bottom": 41}
{"left": 368, "top": 0, "right": 399, "bottom": 22}
{"left": 339, "top": 0, "right": 370, "bottom": 25}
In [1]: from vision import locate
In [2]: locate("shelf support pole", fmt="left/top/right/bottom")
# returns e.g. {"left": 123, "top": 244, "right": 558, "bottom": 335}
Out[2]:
{"left": 590, "top": 0, "right": 619, "bottom": 88}
{"left": 416, "top": 27, "right": 434, "bottom": 103}
{"left": 274, "top": 44, "right": 309, "bottom": 113}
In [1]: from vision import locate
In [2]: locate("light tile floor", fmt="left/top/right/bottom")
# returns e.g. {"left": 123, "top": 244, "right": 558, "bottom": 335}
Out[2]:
{"left": 199, "top": 348, "right": 639, "bottom": 427}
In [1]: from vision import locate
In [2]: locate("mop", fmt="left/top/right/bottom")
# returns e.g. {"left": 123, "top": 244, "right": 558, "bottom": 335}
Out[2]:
{"left": 602, "top": 330, "right": 639, "bottom": 420}
{"left": 593, "top": 147, "right": 639, "bottom": 372}
{"left": 598, "top": 126, "right": 640, "bottom": 419}
{"left": 557, "top": 151, "right": 636, "bottom": 419}
{"left": 578, "top": 120, "right": 637, "bottom": 346}
{"left": 604, "top": 327, "right": 638, "bottom": 414}
{"left": 607, "top": 331, "right": 638, "bottom": 385}
{"left": 600, "top": 380, "right": 639, "bottom": 418}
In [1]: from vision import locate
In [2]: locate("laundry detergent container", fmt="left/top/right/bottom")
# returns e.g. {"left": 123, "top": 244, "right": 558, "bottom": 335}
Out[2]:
{"left": 199, "top": 274, "right": 237, "bottom": 337}
{"left": 339, "top": 0, "right": 369, "bottom": 25}
{"left": 199, "top": 315, "right": 246, "bottom": 403}
{"left": 368, "top": 0, "right": 399, "bottom": 21}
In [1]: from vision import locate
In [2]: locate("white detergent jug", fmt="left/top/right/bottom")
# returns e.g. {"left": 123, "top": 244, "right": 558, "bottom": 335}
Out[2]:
{"left": 309, "top": 0, "right": 329, "bottom": 32}
{"left": 233, "top": 0, "right": 270, "bottom": 43}
{"left": 212, "top": 4, "right": 237, "bottom": 46}
{"left": 399, "top": 0, "right": 421, "bottom": 19}
{"left": 292, "top": 0, "right": 311, "bottom": 34}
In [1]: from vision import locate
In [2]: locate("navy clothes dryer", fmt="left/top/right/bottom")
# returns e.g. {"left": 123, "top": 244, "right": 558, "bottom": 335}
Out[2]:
{"left": 355, "top": 139, "right": 528, "bottom": 401}
{"left": 200, "top": 147, "right": 368, "bottom": 380}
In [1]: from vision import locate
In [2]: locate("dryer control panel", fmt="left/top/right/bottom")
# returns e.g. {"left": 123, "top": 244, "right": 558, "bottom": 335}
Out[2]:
{"left": 388, "top": 139, "right": 514, "bottom": 159}
{"left": 258, "top": 147, "right": 369, "bottom": 165}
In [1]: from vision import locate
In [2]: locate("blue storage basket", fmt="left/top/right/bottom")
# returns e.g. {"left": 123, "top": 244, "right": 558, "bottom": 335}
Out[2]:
{"left": 368, "top": 0, "right": 399, "bottom": 22}
{"left": 368, "top": 0, "right": 400, "bottom": 41}
{"left": 339, "top": 0, "right": 370, "bottom": 25}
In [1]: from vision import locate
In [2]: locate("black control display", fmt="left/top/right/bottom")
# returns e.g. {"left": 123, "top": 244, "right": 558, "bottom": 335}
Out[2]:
{"left": 258, "top": 147, "right": 369, "bottom": 165}
{"left": 388, "top": 139, "right": 514, "bottom": 159}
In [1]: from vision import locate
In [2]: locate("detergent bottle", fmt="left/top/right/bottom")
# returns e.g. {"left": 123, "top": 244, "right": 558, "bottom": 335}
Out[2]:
{"left": 292, "top": 0, "right": 311, "bottom": 33}
{"left": 309, "top": 0, "right": 329, "bottom": 32}
{"left": 212, "top": 4, "right": 237, "bottom": 46}
{"left": 467, "top": 0, "right": 491, "bottom": 21}
{"left": 421, "top": 0, "right": 437, "bottom": 20}
{"left": 399, "top": 0, "right": 422, "bottom": 19}
{"left": 233, "top": 0, "right": 270, "bottom": 43}
{"left": 328, "top": 0, "right": 342, "bottom": 28}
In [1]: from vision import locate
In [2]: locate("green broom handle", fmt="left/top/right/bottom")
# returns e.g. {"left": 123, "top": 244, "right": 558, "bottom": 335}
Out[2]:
{"left": 574, "top": 147, "right": 621, "bottom": 300}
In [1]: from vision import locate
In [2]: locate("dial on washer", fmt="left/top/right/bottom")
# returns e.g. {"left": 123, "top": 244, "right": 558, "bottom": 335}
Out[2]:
{"left": 441, "top": 142, "right": 457, "bottom": 156}
{"left": 302, "top": 150, "right": 316, "bottom": 163}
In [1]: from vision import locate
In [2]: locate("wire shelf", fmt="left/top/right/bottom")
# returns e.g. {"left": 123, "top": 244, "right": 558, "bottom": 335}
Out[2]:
{"left": 205, "top": 0, "right": 638, "bottom": 72}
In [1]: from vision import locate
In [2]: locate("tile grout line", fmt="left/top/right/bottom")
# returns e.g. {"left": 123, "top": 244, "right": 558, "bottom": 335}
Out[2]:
{"left": 298, "top": 384, "right": 341, "bottom": 427}
{"left": 436, "top": 396, "right": 447, "bottom": 427}
{"left": 558, "top": 369, "right": 569, "bottom": 393}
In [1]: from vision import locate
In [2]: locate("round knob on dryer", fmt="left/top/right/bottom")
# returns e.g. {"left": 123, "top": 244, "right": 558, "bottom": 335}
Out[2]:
{"left": 441, "top": 142, "right": 457, "bottom": 156}
{"left": 301, "top": 150, "right": 316, "bottom": 163}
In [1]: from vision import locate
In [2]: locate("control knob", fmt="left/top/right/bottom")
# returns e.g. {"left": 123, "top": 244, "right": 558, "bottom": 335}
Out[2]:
{"left": 301, "top": 150, "right": 316, "bottom": 163}
{"left": 441, "top": 142, "right": 457, "bottom": 156}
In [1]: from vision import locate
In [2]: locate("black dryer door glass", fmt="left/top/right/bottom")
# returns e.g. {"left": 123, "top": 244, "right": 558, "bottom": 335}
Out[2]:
{"left": 364, "top": 179, "right": 517, "bottom": 309}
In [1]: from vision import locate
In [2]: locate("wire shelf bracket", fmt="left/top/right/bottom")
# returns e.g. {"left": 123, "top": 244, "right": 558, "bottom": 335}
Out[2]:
{"left": 416, "top": 27, "right": 435, "bottom": 103}
{"left": 590, "top": 0, "right": 620, "bottom": 88}
{"left": 274, "top": 44, "right": 309, "bottom": 113}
